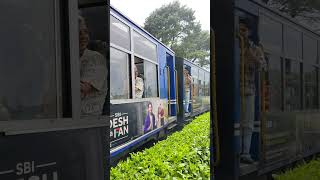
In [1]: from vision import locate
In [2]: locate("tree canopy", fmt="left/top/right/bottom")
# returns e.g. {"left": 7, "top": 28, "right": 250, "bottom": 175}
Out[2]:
{"left": 144, "top": 1, "right": 209, "bottom": 67}
{"left": 262, "top": 0, "right": 320, "bottom": 21}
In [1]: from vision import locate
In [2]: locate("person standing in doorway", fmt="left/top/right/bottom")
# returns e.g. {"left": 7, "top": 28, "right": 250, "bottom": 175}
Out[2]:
{"left": 239, "top": 21, "right": 266, "bottom": 164}
{"left": 184, "top": 68, "right": 192, "bottom": 113}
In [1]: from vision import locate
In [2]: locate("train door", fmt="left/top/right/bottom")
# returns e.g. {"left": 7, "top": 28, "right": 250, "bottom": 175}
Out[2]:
{"left": 166, "top": 53, "right": 177, "bottom": 120}
{"left": 237, "top": 8, "right": 263, "bottom": 176}
{"left": 191, "top": 65, "right": 201, "bottom": 115}
{"left": 184, "top": 65, "right": 192, "bottom": 116}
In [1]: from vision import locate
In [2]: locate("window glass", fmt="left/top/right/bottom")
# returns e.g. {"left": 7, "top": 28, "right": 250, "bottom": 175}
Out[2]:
{"left": 303, "top": 35, "right": 317, "bottom": 64}
{"left": 285, "top": 59, "right": 301, "bottom": 111}
{"left": 0, "top": 1, "right": 56, "bottom": 120}
{"left": 133, "top": 30, "right": 157, "bottom": 61}
{"left": 144, "top": 61, "right": 158, "bottom": 98}
{"left": 260, "top": 14, "right": 282, "bottom": 53}
{"left": 284, "top": 26, "right": 301, "bottom": 60}
{"left": 304, "top": 65, "right": 318, "bottom": 109}
{"left": 110, "top": 15, "right": 130, "bottom": 50}
{"left": 191, "top": 67, "right": 199, "bottom": 97}
{"left": 200, "top": 70, "right": 205, "bottom": 96}
{"left": 110, "top": 48, "right": 130, "bottom": 99}
{"left": 265, "top": 55, "right": 282, "bottom": 112}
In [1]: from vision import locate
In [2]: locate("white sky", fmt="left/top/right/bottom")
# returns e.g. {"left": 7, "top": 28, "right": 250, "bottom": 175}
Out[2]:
{"left": 110, "top": 0, "right": 210, "bottom": 31}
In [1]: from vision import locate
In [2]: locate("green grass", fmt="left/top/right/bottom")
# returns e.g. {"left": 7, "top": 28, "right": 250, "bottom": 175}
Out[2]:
{"left": 110, "top": 112, "right": 210, "bottom": 180}
{"left": 275, "top": 159, "right": 320, "bottom": 180}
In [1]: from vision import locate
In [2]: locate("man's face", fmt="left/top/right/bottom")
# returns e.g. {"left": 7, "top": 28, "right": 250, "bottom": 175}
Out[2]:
{"left": 79, "top": 18, "right": 89, "bottom": 52}
{"left": 148, "top": 104, "right": 152, "bottom": 113}
{"left": 239, "top": 23, "right": 249, "bottom": 38}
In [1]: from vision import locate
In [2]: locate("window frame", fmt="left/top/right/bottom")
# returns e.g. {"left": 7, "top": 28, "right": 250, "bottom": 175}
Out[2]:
{"left": 110, "top": 47, "right": 131, "bottom": 100}
{"left": 110, "top": 11, "right": 160, "bottom": 103}
{"left": 0, "top": 0, "right": 109, "bottom": 135}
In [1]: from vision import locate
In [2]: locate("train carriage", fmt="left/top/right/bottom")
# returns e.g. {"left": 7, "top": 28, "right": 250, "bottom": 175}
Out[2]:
{"left": 213, "top": 0, "right": 320, "bottom": 178}
{"left": 109, "top": 5, "right": 179, "bottom": 162}
{"left": 109, "top": 5, "right": 211, "bottom": 163}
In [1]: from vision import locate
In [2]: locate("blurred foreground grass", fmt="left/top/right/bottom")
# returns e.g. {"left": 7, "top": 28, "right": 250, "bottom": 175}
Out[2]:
{"left": 275, "top": 159, "right": 320, "bottom": 180}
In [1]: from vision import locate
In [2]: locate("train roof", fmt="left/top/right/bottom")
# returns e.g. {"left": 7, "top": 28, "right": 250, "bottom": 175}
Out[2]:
{"left": 237, "top": 0, "right": 320, "bottom": 38}
{"left": 181, "top": 57, "right": 210, "bottom": 73}
{"left": 110, "top": 4, "right": 175, "bottom": 55}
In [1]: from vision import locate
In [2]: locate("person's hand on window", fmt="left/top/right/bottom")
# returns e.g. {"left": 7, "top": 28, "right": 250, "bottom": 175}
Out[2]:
{"left": 81, "top": 81, "right": 93, "bottom": 97}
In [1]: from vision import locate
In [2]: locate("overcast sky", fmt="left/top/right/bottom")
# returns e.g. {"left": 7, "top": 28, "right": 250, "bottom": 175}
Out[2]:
{"left": 110, "top": 0, "right": 210, "bottom": 31}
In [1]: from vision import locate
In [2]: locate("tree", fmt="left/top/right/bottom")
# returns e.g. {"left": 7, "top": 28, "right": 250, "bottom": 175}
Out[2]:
{"left": 144, "top": 1, "right": 209, "bottom": 67}
{"left": 262, "top": 0, "right": 320, "bottom": 21}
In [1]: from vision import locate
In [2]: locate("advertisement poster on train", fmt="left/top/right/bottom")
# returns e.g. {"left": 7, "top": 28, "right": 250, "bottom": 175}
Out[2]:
{"left": 110, "top": 99, "right": 168, "bottom": 148}
{"left": 0, "top": 128, "right": 106, "bottom": 180}
{"left": 141, "top": 99, "right": 168, "bottom": 135}
{"left": 110, "top": 104, "right": 137, "bottom": 148}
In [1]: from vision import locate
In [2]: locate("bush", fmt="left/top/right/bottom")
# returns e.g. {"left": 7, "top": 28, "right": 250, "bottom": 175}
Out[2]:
{"left": 110, "top": 112, "right": 211, "bottom": 180}
{"left": 275, "top": 159, "right": 320, "bottom": 180}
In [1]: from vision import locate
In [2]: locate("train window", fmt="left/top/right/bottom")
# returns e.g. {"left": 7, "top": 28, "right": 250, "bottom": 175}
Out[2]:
{"left": 144, "top": 61, "right": 158, "bottom": 97}
{"left": 265, "top": 55, "right": 282, "bottom": 112}
{"left": 0, "top": 1, "right": 57, "bottom": 120}
{"left": 284, "top": 26, "right": 301, "bottom": 60}
{"left": 79, "top": 5, "right": 108, "bottom": 116}
{"left": 304, "top": 65, "right": 318, "bottom": 109}
{"left": 303, "top": 35, "right": 317, "bottom": 64}
{"left": 285, "top": 59, "right": 302, "bottom": 111}
{"left": 199, "top": 70, "right": 205, "bottom": 96}
{"left": 260, "top": 14, "right": 282, "bottom": 54}
{"left": 133, "top": 30, "right": 157, "bottom": 62}
{"left": 110, "top": 15, "right": 131, "bottom": 51}
{"left": 110, "top": 48, "right": 130, "bottom": 100}
{"left": 134, "top": 57, "right": 158, "bottom": 98}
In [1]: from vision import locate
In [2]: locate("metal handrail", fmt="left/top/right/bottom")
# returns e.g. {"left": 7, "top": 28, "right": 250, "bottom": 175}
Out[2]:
{"left": 166, "top": 66, "right": 171, "bottom": 115}
{"left": 211, "top": 30, "right": 220, "bottom": 167}
{"left": 175, "top": 69, "right": 179, "bottom": 114}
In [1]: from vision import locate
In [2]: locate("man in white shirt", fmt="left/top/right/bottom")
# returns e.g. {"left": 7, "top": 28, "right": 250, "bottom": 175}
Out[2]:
{"left": 79, "top": 16, "right": 107, "bottom": 116}
{"left": 134, "top": 64, "right": 144, "bottom": 98}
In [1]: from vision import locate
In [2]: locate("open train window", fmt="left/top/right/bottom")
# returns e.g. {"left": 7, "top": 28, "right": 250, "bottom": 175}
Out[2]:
{"left": 134, "top": 56, "right": 159, "bottom": 98}
{"left": 79, "top": 3, "right": 108, "bottom": 117}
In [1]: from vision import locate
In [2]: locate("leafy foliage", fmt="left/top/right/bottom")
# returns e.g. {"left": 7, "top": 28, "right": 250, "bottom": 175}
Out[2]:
{"left": 144, "top": 1, "right": 210, "bottom": 68}
{"left": 275, "top": 159, "right": 320, "bottom": 180}
{"left": 110, "top": 113, "right": 210, "bottom": 179}
{"left": 261, "top": 0, "right": 320, "bottom": 24}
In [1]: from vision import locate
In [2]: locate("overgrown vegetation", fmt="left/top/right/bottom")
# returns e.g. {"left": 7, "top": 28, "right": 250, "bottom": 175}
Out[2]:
{"left": 275, "top": 159, "right": 320, "bottom": 180}
{"left": 110, "top": 113, "right": 210, "bottom": 179}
